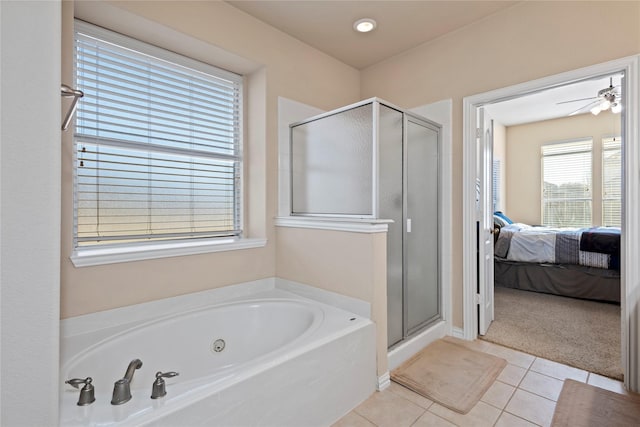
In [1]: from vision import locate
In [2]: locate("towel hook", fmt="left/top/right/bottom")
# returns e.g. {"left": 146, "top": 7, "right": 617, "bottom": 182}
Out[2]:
{"left": 61, "top": 84, "right": 84, "bottom": 131}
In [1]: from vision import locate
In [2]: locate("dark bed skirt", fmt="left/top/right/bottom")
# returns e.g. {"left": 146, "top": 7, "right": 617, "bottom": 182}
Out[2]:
{"left": 494, "top": 258, "right": 621, "bottom": 303}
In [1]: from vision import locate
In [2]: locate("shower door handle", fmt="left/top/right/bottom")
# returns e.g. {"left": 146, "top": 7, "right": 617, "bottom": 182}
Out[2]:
{"left": 406, "top": 218, "right": 412, "bottom": 233}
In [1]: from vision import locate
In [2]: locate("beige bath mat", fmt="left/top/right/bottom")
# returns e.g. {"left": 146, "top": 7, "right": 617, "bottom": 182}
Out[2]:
{"left": 390, "top": 339, "right": 506, "bottom": 414}
{"left": 551, "top": 379, "right": 640, "bottom": 427}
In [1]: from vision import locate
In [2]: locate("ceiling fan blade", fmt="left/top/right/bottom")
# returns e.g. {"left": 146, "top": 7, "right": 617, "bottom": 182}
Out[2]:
{"left": 557, "top": 96, "right": 597, "bottom": 105}
{"left": 568, "top": 99, "right": 600, "bottom": 116}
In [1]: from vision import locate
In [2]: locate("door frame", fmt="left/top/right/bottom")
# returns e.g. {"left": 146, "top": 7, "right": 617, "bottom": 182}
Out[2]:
{"left": 462, "top": 56, "right": 640, "bottom": 392}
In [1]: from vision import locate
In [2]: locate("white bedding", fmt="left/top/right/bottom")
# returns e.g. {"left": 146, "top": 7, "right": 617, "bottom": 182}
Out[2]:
{"left": 497, "top": 223, "right": 611, "bottom": 268}
{"left": 506, "top": 226, "right": 557, "bottom": 263}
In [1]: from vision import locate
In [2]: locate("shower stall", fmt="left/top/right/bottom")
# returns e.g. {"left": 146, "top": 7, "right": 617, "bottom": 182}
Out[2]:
{"left": 289, "top": 98, "right": 441, "bottom": 348}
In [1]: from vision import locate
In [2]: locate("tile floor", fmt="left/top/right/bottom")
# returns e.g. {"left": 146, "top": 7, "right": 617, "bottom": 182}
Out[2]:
{"left": 333, "top": 337, "right": 631, "bottom": 427}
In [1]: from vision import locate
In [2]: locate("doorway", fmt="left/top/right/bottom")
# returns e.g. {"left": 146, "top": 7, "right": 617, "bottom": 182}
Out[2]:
{"left": 462, "top": 56, "right": 640, "bottom": 392}
{"left": 481, "top": 76, "right": 623, "bottom": 378}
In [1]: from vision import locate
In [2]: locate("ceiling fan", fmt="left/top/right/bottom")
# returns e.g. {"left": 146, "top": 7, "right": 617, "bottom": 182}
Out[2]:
{"left": 558, "top": 77, "right": 622, "bottom": 116}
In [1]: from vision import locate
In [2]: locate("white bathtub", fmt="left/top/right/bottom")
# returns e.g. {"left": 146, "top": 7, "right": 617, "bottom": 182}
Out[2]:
{"left": 60, "top": 280, "right": 376, "bottom": 426}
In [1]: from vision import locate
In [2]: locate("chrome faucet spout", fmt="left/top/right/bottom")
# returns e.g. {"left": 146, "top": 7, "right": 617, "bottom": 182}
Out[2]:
{"left": 123, "top": 359, "right": 143, "bottom": 382}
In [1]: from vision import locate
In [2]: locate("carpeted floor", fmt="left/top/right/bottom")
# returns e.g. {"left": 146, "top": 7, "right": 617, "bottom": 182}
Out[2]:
{"left": 481, "top": 287, "right": 622, "bottom": 380}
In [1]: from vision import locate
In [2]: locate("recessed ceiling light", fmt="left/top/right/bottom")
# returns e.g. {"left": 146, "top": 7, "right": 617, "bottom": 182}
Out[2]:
{"left": 353, "top": 18, "right": 377, "bottom": 33}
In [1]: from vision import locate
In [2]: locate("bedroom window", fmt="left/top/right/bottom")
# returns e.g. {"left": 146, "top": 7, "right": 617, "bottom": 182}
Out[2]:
{"left": 492, "top": 159, "right": 501, "bottom": 211}
{"left": 73, "top": 21, "right": 243, "bottom": 251}
{"left": 602, "top": 137, "right": 622, "bottom": 227}
{"left": 541, "top": 139, "right": 592, "bottom": 227}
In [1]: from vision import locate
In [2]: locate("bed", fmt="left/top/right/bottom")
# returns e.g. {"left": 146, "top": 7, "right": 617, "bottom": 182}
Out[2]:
{"left": 493, "top": 221, "right": 621, "bottom": 303}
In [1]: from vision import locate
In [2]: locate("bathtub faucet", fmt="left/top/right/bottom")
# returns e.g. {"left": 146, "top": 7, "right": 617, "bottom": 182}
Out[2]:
{"left": 111, "top": 359, "right": 143, "bottom": 405}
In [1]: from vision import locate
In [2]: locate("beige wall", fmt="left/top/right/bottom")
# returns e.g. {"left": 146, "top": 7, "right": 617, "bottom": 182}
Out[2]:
{"left": 276, "top": 228, "right": 388, "bottom": 374}
{"left": 360, "top": 1, "right": 640, "bottom": 328}
{"left": 505, "top": 113, "right": 621, "bottom": 225}
{"left": 61, "top": 1, "right": 361, "bottom": 317}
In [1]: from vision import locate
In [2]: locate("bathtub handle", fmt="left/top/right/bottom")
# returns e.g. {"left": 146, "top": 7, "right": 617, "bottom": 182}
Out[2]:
{"left": 65, "top": 377, "right": 95, "bottom": 406}
{"left": 151, "top": 371, "right": 180, "bottom": 399}
{"left": 157, "top": 371, "right": 179, "bottom": 379}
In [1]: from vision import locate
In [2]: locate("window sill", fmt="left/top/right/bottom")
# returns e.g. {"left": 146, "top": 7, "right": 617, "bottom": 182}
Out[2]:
{"left": 70, "top": 238, "right": 267, "bottom": 267}
{"left": 274, "top": 216, "right": 391, "bottom": 233}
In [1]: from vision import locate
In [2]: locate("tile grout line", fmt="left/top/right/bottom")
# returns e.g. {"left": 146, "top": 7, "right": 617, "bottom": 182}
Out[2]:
{"left": 492, "top": 356, "right": 535, "bottom": 426}
{"left": 388, "top": 382, "right": 435, "bottom": 411}
{"left": 495, "top": 408, "right": 545, "bottom": 427}
{"left": 506, "top": 355, "right": 559, "bottom": 427}
{"left": 408, "top": 409, "right": 427, "bottom": 427}
{"left": 407, "top": 407, "right": 436, "bottom": 427}
{"left": 482, "top": 347, "right": 572, "bottom": 426}
{"left": 517, "top": 368, "right": 565, "bottom": 403}
{"left": 385, "top": 384, "right": 430, "bottom": 427}
{"left": 352, "top": 408, "right": 381, "bottom": 427}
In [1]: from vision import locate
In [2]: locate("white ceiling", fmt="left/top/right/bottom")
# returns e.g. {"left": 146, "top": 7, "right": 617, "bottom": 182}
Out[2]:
{"left": 225, "top": 1, "right": 622, "bottom": 126}
{"left": 226, "top": 1, "right": 517, "bottom": 69}
{"left": 485, "top": 74, "right": 623, "bottom": 127}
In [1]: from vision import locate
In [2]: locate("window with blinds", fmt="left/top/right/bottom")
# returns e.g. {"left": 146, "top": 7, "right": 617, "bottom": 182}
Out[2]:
{"left": 492, "top": 159, "right": 500, "bottom": 212}
{"left": 603, "top": 137, "right": 622, "bottom": 227}
{"left": 73, "top": 21, "right": 242, "bottom": 247}
{"left": 541, "top": 139, "right": 592, "bottom": 227}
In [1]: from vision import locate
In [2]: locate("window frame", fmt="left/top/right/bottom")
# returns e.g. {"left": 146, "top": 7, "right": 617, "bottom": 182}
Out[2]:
{"left": 541, "top": 138, "right": 593, "bottom": 228}
{"left": 602, "top": 136, "right": 622, "bottom": 227}
{"left": 70, "top": 20, "right": 265, "bottom": 267}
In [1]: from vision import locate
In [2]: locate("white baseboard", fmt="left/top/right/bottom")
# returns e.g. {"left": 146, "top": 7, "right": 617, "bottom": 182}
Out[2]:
{"left": 377, "top": 372, "right": 390, "bottom": 391}
{"left": 451, "top": 326, "right": 466, "bottom": 339}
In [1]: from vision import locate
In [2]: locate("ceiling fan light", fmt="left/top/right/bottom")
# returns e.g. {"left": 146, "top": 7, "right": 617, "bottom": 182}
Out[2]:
{"left": 600, "top": 99, "right": 611, "bottom": 110}
{"left": 612, "top": 102, "right": 622, "bottom": 114}
{"left": 591, "top": 105, "right": 602, "bottom": 115}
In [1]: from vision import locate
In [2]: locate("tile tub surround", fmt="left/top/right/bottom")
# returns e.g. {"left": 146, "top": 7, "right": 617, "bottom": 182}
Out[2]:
{"left": 334, "top": 338, "right": 632, "bottom": 427}
{"left": 60, "top": 279, "right": 376, "bottom": 426}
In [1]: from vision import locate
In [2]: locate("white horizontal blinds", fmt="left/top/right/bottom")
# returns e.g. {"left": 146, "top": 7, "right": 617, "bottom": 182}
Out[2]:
{"left": 542, "top": 139, "right": 592, "bottom": 227}
{"left": 603, "top": 137, "right": 622, "bottom": 227}
{"left": 492, "top": 159, "right": 500, "bottom": 212}
{"left": 74, "top": 21, "right": 242, "bottom": 246}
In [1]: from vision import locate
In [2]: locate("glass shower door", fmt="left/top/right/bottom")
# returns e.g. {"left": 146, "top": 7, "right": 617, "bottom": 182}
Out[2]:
{"left": 405, "top": 118, "right": 440, "bottom": 334}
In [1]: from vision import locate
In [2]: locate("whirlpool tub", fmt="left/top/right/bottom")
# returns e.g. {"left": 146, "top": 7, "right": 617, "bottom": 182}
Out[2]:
{"left": 60, "top": 280, "right": 376, "bottom": 426}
